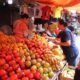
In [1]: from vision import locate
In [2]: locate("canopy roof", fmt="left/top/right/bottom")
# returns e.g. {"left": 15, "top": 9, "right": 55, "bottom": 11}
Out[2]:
{"left": 34, "top": 0, "right": 80, "bottom": 7}
{"left": 65, "top": 3, "right": 80, "bottom": 12}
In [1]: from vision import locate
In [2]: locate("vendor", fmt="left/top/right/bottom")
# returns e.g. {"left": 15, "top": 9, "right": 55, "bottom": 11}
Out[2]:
{"left": 13, "top": 13, "right": 29, "bottom": 39}
{"left": 54, "top": 18, "right": 79, "bottom": 67}
{"left": 42, "top": 22, "right": 56, "bottom": 37}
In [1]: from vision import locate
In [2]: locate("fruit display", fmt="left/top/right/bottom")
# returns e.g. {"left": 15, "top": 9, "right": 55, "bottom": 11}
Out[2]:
{"left": 25, "top": 35, "right": 65, "bottom": 70}
{"left": 0, "top": 32, "right": 65, "bottom": 80}
{"left": 0, "top": 49, "right": 42, "bottom": 80}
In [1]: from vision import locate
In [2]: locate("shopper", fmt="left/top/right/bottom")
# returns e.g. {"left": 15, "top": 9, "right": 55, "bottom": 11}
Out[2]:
{"left": 13, "top": 13, "right": 29, "bottom": 39}
{"left": 68, "top": 26, "right": 75, "bottom": 34}
{"left": 68, "top": 26, "right": 80, "bottom": 80}
{"left": 77, "top": 15, "right": 80, "bottom": 28}
{"left": 54, "top": 18, "right": 79, "bottom": 67}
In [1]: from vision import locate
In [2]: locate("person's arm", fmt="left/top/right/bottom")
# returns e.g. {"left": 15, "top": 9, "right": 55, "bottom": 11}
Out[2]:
{"left": 54, "top": 31, "right": 72, "bottom": 46}
{"left": 54, "top": 39, "right": 71, "bottom": 46}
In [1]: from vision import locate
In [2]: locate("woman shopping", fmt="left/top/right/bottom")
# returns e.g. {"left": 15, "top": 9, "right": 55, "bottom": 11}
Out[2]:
{"left": 54, "top": 18, "right": 79, "bottom": 67}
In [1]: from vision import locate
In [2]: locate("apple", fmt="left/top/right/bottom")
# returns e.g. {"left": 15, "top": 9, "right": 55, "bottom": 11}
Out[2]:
{"left": 24, "top": 52, "right": 30, "bottom": 57}
{"left": 43, "top": 68, "right": 49, "bottom": 74}
{"left": 15, "top": 57, "right": 21, "bottom": 63}
{"left": 13, "top": 52, "right": 19, "bottom": 58}
{"left": 3, "top": 63, "right": 9, "bottom": 70}
{"left": 13, "top": 64, "right": 19, "bottom": 70}
{"left": 43, "top": 62, "right": 50, "bottom": 68}
{"left": 37, "top": 67, "right": 43, "bottom": 74}
{"left": 37, "top": 58, "right": 42, "bottom": 62}
{"left": 36, "top": 63, "right": 41, "bottom": 68}
{"left": 10, "top": 74, "right": 18, "bottom": 80}
{"left": 30, "top": 65, "right": 37, "bottom": 73}
{"left": 25, "top": 61, "right": 31, "bottom": 68}
{"left": 24, "top": 69, "right": 31, "bottom": 76}
{"left": 48, "top": 67, "right": 52, "bottom": 72}
{"left": 36, "top": 54, "right": 40, "bottom": 58}
{"left": 42, "top": 74, "right": 49, "bottom": 80}
{"left": 9, "top": 71, "right": 15, "bottom": 76}
{"left": 9, "top": 60, "right": 16, "bottom": 66}
{"left": 27, "top": 72, "right": 34, "bottom": 79}
{"left": 26, "top": 56, "right": 31, "bottom": 61}
{"left": 1, "top": 74, "right": 8, "bottom": 80}
{"left": 0, "top": 58, "right": 6, "bottom": 66}
{"left": 19, "top": 61, "right": 25, "bottom": 69}
{"left": 34, "top": 72, "right": 41, "bottom": 80}
{"left": 17, "top": 72, "right": 23, "bottom": 79}
{"left": 0, "top": 69, "right": 6, "bottom": 76}
{"left": 31, "top": 59, "right": 37, "bottom": 65}
{"left": 6, "top": 55, "right": 12, "bottom": 61}
{"left": 1, "top": 53, "right": 6, "bottom": 58}
{"left": 7, "top": 67, "right": 13, "bottom": 72}
{"left": 48, "top": 71, "right": 54, "bottom": 78}
{"left": 16, "top": 68, "right": 22, "bottom": 73}
{"left": 22, "top": 77, "right": 29, "bottom": 80}
{"left": 31, "top": 54, "right": 36, "bottom": 59}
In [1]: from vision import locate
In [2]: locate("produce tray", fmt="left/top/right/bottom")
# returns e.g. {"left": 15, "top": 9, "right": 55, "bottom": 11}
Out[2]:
{"left": 50, "top": 61, "right": 68, "bottom": 80}
{"left": 59, "top": 65, "right": 75, "bottom": 80}
{"left": 60, "top": 77, "right": 73, "bottom": 80}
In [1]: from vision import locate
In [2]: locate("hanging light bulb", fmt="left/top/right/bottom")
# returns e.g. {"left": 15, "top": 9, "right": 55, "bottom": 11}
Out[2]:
{"left": 7, "top": 0, "right": 13, "bottom": 4}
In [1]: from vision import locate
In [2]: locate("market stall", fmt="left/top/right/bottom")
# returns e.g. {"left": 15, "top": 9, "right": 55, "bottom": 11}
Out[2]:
{"left": 0, "top": 0, "right": 80, "bottom": 80}
{"left": 0, "top": 32, "right": 67, "bottom": 80}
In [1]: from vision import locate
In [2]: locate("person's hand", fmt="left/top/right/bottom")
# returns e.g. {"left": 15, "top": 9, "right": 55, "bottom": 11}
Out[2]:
{"left": 53, "top": 40, "right": 61, "bottom": 45}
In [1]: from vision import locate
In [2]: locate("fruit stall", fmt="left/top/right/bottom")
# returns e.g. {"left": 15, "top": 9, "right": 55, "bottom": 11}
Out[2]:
{"left": 0, "top": 31, "right": 73, "bottom": 80}
{"left": 0, "top": 0, "right": 80, "bottom": 79}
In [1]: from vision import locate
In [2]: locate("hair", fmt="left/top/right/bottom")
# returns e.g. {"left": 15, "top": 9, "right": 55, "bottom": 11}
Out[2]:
{"left": 20, "top": 13, "right": 29, "bottom": 19}
{"left": 58, "top": 18, "right": 67, "bottom": 27}
{"left": 68, "top": 26, "right": 75, "bottom": 32}
{"left": 77, "top": 15, "right": 80, "bottom": 20}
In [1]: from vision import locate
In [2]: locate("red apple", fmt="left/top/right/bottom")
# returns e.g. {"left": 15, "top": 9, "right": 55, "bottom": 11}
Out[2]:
{"left": 6, "top": 50, "right": 12, "bottom": 55}
{"left": 34, "top": 72, "right": 41, "bottom": 79}
{"left": 10, "top": 74, "right": 18, "bottom": 80}
{"left": 6, "top": 55, "right": 12, "bottom": 61}
{"left": 9, "top": 60, "right": 16, "bottom": 66}
{"left": 13, "top": 64, "right": 19, "bottom": 70}
{"left": 1, "top": 74, "right": 8, "bottom": 80}
{"left": 3, "top": 63, "right": 9, "bottom": 70}
{"left": 27, "top": 72, "right": 34, "bottom": 79}
{"left": 22, "top": 77, "right": 29, "bottom": 80}
{"left": 19, "top": 61, "right": 25, "bottom": 69}
{"left": 24, "top": 69, "right": 30, "bottom": 76}
{"left": 17, "top": 72, "right": 23, "bottom": 79}
{"left": 9, "top": 71, "right": 15, "bottom": 76}
{"left": 1, "top": 53, "right": 6, "bottom": 58}
{"left": 0, "top": 69, "right": 6, "bottom": 76}
{"left": 7, "top": 67, "right": 13, "bottom": 72}
{"left": 16, "top": 68, "right": 22, "bottom": 73}
{"left": 13, "top": 52, "right": 19, "bottom": 58}
{"left": 15, "top": 57, "right": 21, "bottom": 63}
{"left": 0, "top": 58, "right": 6, "bottom": 66}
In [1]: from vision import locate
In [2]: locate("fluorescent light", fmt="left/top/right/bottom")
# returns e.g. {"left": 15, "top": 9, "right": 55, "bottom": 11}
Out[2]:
{"left": 7, "top": 0, "right": 13, "bottom": 4}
